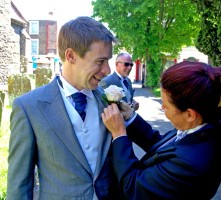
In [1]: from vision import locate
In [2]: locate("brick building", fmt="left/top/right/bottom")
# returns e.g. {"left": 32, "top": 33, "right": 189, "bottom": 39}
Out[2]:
{"left": 28, "top": 19, "right": 57, "bottom": 56}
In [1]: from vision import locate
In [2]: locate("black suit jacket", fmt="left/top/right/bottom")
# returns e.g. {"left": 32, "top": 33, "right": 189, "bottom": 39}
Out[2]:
{"left": 112, "top": 115, "right": 221, "bottom": 200}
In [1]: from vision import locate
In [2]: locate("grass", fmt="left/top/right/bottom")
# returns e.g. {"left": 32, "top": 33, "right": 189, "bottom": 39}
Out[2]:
{"left": 0, "top": 106, "right": 11, "bottom": 200}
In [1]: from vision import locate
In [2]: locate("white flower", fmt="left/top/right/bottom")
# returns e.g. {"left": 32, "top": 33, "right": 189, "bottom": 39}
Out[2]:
{"left": 104, "top": 85, "right": 125, "bottom": 102}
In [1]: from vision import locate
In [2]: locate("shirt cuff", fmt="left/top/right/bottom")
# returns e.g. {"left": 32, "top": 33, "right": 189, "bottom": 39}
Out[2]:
{"left": 112, "top": 135, "right": 128, "bottom": 142}
{"left": 125, "top": 112, "right": 137, "bottom": 127}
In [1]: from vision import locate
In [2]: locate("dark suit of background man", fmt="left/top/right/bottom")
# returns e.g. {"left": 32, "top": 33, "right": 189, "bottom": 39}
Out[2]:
{"left": 99, "top": 52, "right": 139, "bottom": 111}
{"left": 7, "top": 16, "right": 124, "bottom": 200}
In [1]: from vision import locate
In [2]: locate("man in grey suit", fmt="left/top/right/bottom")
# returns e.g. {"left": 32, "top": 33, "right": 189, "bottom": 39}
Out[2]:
{"left": 99, "top": 52, "right": 139, "bottom": 111}
{"left": 7, "top": 16, "right": 124, "bottom": 200}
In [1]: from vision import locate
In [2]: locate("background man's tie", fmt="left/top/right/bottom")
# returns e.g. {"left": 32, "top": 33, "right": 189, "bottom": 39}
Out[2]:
{"left": 71, "top": 92, "right": 87, "bottom": 121}
{"left": 123, "top": 79, "right": 129, "bottom": 89}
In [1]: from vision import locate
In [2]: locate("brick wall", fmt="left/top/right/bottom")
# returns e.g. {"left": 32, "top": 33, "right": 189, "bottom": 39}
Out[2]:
{"left": 39, "top": 21, "right": 47, "bottom": 55}
{"left": 28, "top": 20, "right": 57, "bottom": 55}
{"left": 39, "top": 20, "right": 57, "bottom": 55}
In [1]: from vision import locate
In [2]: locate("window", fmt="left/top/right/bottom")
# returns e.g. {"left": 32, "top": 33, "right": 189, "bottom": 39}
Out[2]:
{"left": 31, "top": 39, "right": 39, "bottom": 55}
{"left": 29, "top": 21, "right": 39, "bottom": 35}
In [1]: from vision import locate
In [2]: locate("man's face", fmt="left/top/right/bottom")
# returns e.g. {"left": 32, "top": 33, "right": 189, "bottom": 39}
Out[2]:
{"left": 116, "top": 55, "right": 133, "bottom": 78}
{"left": 73, "top": 41, "right": 112, "bottom": 90}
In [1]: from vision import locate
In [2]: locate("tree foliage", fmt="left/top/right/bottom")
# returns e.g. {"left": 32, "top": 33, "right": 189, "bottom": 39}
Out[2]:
{"left": 192, "top": 0, "right": 221, "bottom": 66}
{"left": 92, "top": 0, "right": 201, "bottom": 87}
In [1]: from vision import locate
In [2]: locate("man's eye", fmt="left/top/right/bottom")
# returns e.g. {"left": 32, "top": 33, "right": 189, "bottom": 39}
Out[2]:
{"left": 97, "top": 60, "right": 104, "bottom": 65}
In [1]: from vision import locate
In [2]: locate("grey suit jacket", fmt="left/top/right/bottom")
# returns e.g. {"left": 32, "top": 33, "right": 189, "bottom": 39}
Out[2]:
{"left": 7, "top": 77, "right": 122, "bottom": 200}
{"left": 99, "top": 72, "right": 134, "bottom": 103}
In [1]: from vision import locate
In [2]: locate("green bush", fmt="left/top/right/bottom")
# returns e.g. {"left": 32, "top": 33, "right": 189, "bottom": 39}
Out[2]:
{"left": 153, "top": 87, "right": 161, "bottom": 97}
{"left": 146, "top": 59, "right": 163, "bottom": 88}
{"left": 8, "top": 74, "right": 32, "bottom": 106}
{"left": 0, "top": 106, "right": 11, "bottom": 200}
{"left": 35, "top": 67, "right": 52, "bottom": 88}
{"left": 0, "top": 187, "right": 6, "bottom": 200}
{"left": 0, "top": 91, "right": 5, "bottom": 127}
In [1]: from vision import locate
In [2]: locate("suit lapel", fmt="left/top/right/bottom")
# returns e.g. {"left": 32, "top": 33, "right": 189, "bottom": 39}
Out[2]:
{"left": 140, "top": 125, "right": 216, "bottom": 167}
{"left": 112, "top": 72, "right": 128, "bottom": 102}
{"left": 93, "top": 88, "right": 112, "bottom": 179}
{"left": 126, "top": 77, "right": 133, "bottom": 93}
{"left": 153, "top": 129, "right": 177, "bottom": 150}
{"left": 141, "top": 129, "right": 177, "bottom": 160}
{"left": 142, "top": 145, "right": 176, "bottom": 167}
{"left": 37, "top": 78, "right": 92, "bottom": 173}
{"left": 112, "top": 72, "right": 123, "bottom": 88}
{"left": 126, "top": 77, "right": 134, "bottom": 103}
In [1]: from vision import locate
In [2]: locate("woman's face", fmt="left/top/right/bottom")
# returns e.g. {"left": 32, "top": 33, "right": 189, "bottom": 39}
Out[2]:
{"left": 161, "top": 89, "right": 188, "bottom": 130}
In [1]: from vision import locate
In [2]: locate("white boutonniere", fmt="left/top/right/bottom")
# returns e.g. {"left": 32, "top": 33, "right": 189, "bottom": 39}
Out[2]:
{"left": 102, "top": 85, "right": 125, "bottom": 104}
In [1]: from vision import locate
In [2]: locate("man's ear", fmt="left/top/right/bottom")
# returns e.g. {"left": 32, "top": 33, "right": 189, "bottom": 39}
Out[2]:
{"left": 65, "top": 48, "right": 76, "bottom": 64}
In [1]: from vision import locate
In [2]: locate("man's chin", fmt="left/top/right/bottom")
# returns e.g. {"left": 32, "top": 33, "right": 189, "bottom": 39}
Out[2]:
{"left": 89, "top": 84, "right": 98, "bottom": 90}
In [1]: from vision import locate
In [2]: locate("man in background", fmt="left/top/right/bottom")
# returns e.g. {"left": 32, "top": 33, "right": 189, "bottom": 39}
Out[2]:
{"left": 99, "top": 52, "right": 139, "bottom": 110}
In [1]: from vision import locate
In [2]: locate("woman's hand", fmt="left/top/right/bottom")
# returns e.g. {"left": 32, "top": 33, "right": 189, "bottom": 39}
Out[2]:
{"left": 101, "top": 103, "right": 127, "bottom": 139}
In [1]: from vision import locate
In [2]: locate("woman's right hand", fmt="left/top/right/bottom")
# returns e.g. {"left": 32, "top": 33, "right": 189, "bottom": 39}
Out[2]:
{"left": 101, "top": 103, "right": 127, "bottom": 139}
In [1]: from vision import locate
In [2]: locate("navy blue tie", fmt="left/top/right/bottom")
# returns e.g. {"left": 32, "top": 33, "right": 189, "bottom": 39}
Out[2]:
{"left": 71, "top": 92, "right": 87, "bottom": 121}
{"left": 123, "top": 79, "right": 129, "bottom": 89}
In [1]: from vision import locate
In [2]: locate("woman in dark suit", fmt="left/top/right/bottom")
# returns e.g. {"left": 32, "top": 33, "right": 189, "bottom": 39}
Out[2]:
{"left": 102, "top": 61, "right": 221, "bottom": 200}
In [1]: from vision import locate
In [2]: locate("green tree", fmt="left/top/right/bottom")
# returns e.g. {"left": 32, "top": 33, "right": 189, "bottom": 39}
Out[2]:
{"left": 92, "top": 0, "right": 201, "bottom": 87}
{"left": 192, "top": 0, "right": 221, "bottom": 66}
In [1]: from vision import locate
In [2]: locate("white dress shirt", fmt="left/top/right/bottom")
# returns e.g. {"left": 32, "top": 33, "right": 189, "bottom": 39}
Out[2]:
{"left": 159, "top": 123, "right": 208, "bottom": 149}
{"left": 58, "top": 76, "right": 101, "bottom": 200}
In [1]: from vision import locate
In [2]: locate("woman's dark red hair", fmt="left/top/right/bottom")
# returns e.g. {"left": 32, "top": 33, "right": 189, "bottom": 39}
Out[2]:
{"left": 161, "top": 61, "right": 221, "bottom": 123}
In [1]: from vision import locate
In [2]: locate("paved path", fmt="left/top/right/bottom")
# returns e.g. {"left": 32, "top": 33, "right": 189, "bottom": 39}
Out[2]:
{"left": 132, "top": 82, "right": 173, "bottom": 158}
{"left": 132, "top": 82, "right": 221, "bottom": 200}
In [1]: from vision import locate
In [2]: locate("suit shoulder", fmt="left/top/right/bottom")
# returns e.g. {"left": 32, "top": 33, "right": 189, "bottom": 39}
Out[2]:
{"left": 14, "top": 78, "right": 57, "bottom": 101}
{"left": 104, "top": 73, "right": 115, "bottom": 81}
{"left": 99, "top": 79, "right": 107, "bottom": 87}
{"left": 99, "top": 74, "right": 114, "bottom": 88}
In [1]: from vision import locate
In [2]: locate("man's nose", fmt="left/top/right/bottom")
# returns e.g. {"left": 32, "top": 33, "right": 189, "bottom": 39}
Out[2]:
{"left": 102, "top": 62, "right": 111, "bottom": 76}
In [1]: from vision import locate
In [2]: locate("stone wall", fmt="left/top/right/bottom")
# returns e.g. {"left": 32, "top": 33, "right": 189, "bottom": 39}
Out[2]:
{"left": 0, "top": 0, "right": 20, "bottom": 86}
{"left": 11, "top": 21, "right": 26, "bottom": 57}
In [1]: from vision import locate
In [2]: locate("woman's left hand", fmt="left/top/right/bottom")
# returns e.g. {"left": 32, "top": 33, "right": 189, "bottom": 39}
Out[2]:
{"left": 101, "top": 103, "right": 127, "bottom": 139}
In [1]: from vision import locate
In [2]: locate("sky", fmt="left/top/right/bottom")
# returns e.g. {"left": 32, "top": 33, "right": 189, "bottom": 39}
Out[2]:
{"left": 12, "top": 0, "right": 123, "bottom": 73}
{"left": 12, "top": 0, "right": 93, "bottom": 27}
